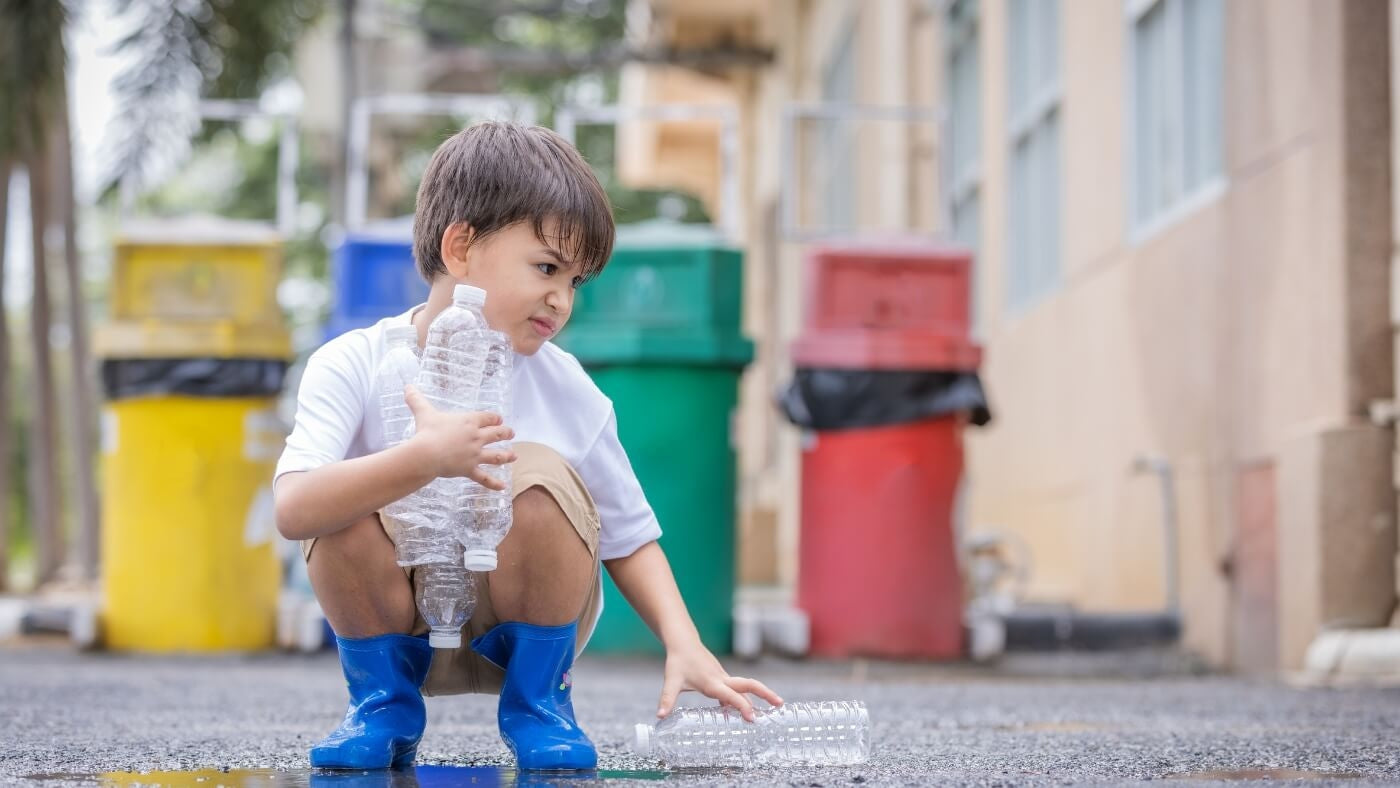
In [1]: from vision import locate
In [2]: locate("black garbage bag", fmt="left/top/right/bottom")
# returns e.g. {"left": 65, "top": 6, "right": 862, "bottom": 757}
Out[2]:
{"left": 779, "top": 368, "right": 992, "bottom": 431}
{"left": 101, "top": 358, "right": 289, "bottom": 400}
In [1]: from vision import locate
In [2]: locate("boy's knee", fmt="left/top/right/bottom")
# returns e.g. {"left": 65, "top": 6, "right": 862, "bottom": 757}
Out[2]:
{"left": 509, "top": 486, "right": 592, "bottom": 559}
{"left": 314, "top": 513, "right": 391, "bottom": 561}
{"left": 512, "top": 486, "right": 567, "bottom": 530}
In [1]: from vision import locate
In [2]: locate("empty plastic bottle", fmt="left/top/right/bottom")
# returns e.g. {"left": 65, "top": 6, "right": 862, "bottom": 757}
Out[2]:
{"left": 415, "top": 557, "right": 475, "bottom": 649}
{"left": 376, "top": 324, "right": 421, "bottom": 448}
{"left": 417, "top": 284, "right": 491, "bottom": 414}
{"left": 396, "top": 284, "right": 493, "bottom": 567}
{"left": 376, "top": 325, "right": 422, "bottom": 565}
{"left": 632, "top": 701, "right": 870, "bottom": 767}
{"left": 393, "top": 483, "right": 459, "bottom": 567}
{"left": 460, "top": 329, "right": 514, "bottom": 571}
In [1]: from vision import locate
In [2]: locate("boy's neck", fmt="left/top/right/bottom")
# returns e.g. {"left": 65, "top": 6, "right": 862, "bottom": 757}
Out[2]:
{"left": 412, "top": 277, "right": 459, "bottom": 349}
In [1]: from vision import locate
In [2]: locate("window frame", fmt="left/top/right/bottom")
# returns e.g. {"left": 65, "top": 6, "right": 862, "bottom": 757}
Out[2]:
{"left": 1125, "top": 0, "right": 1227, "bottom": 243}
{"left": 1004, "top": 0, "right": 1063, "bottom": 314}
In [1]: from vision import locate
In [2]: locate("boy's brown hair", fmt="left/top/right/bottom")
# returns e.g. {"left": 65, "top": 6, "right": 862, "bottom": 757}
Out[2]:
{"left": 412, "top": 121, "right": 615, "bottom": 284}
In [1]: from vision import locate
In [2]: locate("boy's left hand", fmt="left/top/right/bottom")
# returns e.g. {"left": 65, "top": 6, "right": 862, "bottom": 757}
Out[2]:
{"left": 659, "top": 640, "right": 783, "bottom": 722}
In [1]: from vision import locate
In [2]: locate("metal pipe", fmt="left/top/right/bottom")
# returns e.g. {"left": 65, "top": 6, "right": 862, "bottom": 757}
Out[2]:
{"left": 777, "top": 102, "right": 946, "bottom": 242}
{"left": 1132, "top": 454, "right": 1182, "bottom": 616}
{"left": 555, "top": 104, "right": 743, "bottom": 244}
{"left": 345, "top": 93, "right": 535, "bottom": 230}
{"left": 119, "top": 100, "right": 301, "bottom": 235}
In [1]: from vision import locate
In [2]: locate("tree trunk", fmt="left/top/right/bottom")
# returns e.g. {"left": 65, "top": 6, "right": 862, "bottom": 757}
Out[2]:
{"left": 0, "top": 160, "right": 11, "bottom": 592}
{"left": 335, "top": 0, "right": 358, "bottom": 226}
{"left": 26, "top": 151, "right": 61, "bottom": 587}
{"left": 50, "top": 79, "right": 99, "bottom": 583}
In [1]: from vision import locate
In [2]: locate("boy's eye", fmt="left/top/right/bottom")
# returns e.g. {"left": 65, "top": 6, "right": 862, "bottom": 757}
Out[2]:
{"left": 536, "top": 263, "right": 558, "bottom": 276}
{"left": 571, "top": 276, "right": 583, "bottom": 289}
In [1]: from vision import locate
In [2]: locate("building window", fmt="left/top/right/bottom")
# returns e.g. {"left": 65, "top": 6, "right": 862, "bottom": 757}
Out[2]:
{"left": 822, "top": 25, "right": 857, "bottom": 231}
{"left": 1006, "top": 0, "right": 1061, "bottom": 312}
{"left": 1129, "top": 0, "right": 1224, "bottom": 232}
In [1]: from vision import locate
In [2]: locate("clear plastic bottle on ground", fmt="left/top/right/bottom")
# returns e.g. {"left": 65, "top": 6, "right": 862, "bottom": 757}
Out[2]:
{"left": 414, "top": 556, "right": 475, "bottom": 649}
{"left": 461, "top": 329, "right": 514, "bottom": 571}
{"left": 632, "top": 701, "right": 871, "bottom": 767}
{"left": 396, "top": 284, "right": 492, "bottom": 567}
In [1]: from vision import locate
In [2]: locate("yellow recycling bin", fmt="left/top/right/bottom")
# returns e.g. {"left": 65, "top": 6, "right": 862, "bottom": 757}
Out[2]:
{"left": 100, "top": 396, "right": 285, "bottom": 651}
{"left": 96, "top": 220, "right": 291, "bottom": 652}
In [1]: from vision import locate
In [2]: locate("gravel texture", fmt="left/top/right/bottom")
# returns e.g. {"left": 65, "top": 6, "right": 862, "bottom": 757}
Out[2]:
{"left": 3, "top": 639, "right": 1399, "bottom": 786}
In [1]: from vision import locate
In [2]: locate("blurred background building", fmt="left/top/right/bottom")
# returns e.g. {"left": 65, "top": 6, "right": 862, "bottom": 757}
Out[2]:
{"left": 2, "top": 0, "right": 1397, "bottom": 676}
{"left": 615, "top": 0, "right": 1395, "bottom": 672}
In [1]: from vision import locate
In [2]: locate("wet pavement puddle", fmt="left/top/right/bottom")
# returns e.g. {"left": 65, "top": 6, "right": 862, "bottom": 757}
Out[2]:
{"left": 1166, "top": 768, "right": 1363, "bottom": 781}
{"left": 26, "top": 767, "right": 675, "bottom": 787}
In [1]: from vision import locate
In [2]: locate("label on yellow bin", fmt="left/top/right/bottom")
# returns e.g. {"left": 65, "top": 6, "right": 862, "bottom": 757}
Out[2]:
{"left": 101, "top": 397, "right": 284, "bottom": 652}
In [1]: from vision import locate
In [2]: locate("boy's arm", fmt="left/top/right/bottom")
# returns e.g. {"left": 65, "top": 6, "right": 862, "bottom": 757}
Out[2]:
{"left": 605, "top": 541, "right": 783, "bottom": 722}
{"left": 275, "top": 441, "right": 435, "bottom": 541}
{"left": 275, "top": 386, "right": 514, "bottom": 541}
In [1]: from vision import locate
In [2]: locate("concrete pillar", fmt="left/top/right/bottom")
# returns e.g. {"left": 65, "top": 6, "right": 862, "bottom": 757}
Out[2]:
{"left": 1280, "top": 425, "right": 1396, "bottom": 668}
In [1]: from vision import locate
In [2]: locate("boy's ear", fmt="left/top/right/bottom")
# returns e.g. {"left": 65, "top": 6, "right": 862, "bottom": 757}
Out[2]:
{"left": 441, "top": 222, "right": 475, "bottom": 279}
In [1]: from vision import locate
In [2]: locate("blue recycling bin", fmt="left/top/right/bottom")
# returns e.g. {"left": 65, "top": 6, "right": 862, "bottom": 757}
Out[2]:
{"left": 325, "top": 223, "right": 429, "bottom": 340}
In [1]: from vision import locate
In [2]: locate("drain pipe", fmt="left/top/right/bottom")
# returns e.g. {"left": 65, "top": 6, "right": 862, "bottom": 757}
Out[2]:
{"left": 1131, "top": 454, "right": 1182, "bottom": 617}
{"left": 999, "top": 455, "right": 1183, "bottom": 651}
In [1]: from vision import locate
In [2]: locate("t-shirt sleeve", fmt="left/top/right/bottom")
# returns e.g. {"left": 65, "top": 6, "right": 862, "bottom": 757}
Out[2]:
{"left": 583, "top": 410, "right": 663, "bottom": 561}
{"left": 273, "top": 341, "right": 369, "bottom": 488}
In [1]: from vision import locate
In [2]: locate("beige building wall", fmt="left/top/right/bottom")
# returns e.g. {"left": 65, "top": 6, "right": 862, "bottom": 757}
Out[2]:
{"left": 970, "top": 0, "right": 1393, "bottom": 669}
{"left": 621, "top": 0, "right": 1395, "bottom": 670}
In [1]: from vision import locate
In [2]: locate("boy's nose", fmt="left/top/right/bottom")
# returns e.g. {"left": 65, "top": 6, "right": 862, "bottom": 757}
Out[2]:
{"left": 546, "top": 288, "right": 573, "bottom": 317}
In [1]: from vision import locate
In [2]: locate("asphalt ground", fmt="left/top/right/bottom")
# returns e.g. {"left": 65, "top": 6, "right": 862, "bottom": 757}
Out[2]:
{"left": 3, "top": 640, "right": 1398, "bottom": 787}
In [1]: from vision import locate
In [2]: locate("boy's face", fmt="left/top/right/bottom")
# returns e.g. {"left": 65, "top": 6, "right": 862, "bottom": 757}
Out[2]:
{"left": 445, "top": 220, "right": 582, "bottom": 356}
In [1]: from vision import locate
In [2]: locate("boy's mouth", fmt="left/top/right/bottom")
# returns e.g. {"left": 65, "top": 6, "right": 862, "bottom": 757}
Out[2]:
{"left": 530, "top": 317, "right": 557, "bottom": 338}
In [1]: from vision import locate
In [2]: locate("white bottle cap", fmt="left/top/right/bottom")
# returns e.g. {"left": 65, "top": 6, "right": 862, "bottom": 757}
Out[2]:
{"left": 633, "top": 723, "right": 651, "bottom": 755}
{"left": 429, "top": 631, "right": 461, "bottom": 649}
{"left": 385, "top": 325, "right": 417, "bottom": 344}
{"left": 464, "top": 549, "right": 498, "bottom": 572}
{"left": 452, "top": 284, "right": 487, "bottom": 307}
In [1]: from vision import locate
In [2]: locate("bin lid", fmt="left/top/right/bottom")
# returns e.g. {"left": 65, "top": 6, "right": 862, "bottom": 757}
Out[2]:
{"left": 117, "top": 215, "right": 282, "bottom": 247}
{"left": 559, "top": 221, "right": 753, "bottom": 367}
{"left": 613, "top": 219, "right": 731, "bottom": 250}
{"left": 559, "top": 326, "right": 753, "bottom": 366}
{"left": 791, "top": 331, "right": 982, "bottom": 371}
{"left": 792, "top": 240, "right": 980, "bottom": 371}
{"left": 95, "top": 319, "right": 293, "bottom": 360}
{"left": 347, "top": 215, "right": 415, "bottom": 242}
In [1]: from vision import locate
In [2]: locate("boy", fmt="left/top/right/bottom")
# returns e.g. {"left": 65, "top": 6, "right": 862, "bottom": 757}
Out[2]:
{"left": 273, "top": 121, "right": 780, "bottom": 771}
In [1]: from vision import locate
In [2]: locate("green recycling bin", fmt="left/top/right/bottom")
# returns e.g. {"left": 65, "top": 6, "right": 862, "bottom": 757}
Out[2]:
{"left": 558, "top": 221, "right": 753, "bottom": 654}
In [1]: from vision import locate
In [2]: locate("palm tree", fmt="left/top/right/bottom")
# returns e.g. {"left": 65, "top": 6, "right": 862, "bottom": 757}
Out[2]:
{"left": 0, "top": 0, "right": 320, "bottom": 590}
{"left": 1, "top": 0, "right": 68, "bottom": 589}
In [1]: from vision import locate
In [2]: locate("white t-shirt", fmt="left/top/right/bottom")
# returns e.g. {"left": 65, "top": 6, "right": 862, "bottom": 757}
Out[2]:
{"left": 273, "top": 308, "right": 663, "bottom": 637}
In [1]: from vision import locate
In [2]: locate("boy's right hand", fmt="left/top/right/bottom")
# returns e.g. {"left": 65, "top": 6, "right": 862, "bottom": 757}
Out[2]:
{"left": 403, "top": 384, "right": 516, "bottom": 490}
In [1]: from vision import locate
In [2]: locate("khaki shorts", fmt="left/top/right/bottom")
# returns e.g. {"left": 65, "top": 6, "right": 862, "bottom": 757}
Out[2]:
{"left": 301, "top": 442, "right": 602, "bottom": 696}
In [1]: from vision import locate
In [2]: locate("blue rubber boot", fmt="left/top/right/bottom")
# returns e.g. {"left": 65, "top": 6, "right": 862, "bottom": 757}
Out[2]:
{"left": 310, "top": 633, "right": 435, "bottom": 769}
{"left": 472, "top": 621, "right": 597, "bottom": 770}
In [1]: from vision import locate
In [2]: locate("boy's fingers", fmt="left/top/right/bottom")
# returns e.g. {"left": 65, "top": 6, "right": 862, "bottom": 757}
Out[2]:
{"left": 484, "top": 426, "right": 515, "bottom": 445}
{"left": 479, "top": 450, "right": 516, "bottom": 466}
{"left": 713, "top": 683, "right": 755, "bottom": 722}
{"left": 657, "top": 677, "right": 683, "bottom": 718}
{"left": 468, "top": 468, "right": 508, "bottom": 490}
{"left": 728, "top": 677, "right": 783, "bottom": 707}
{"left": 475, "top": 411, "right": 503, "bottom": 427}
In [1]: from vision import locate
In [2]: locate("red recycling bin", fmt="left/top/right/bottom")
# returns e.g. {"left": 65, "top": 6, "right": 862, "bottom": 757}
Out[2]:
{"left": 792, "top": 241, "right": 982, "bottom": 659}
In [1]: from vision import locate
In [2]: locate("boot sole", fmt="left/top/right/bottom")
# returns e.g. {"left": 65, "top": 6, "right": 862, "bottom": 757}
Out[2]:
{"left": 308, "top": 743, "right": 418, "bottom": 770}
